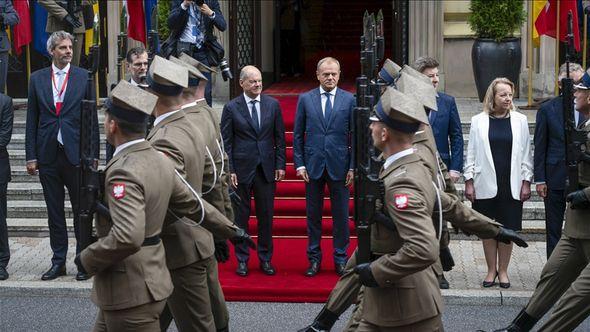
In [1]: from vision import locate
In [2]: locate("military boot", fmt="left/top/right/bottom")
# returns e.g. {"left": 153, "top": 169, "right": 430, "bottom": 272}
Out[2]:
{"left": 298, "top": 308, "right": 339, "bottom": 332}
{"left": 494, "top": 309, "right": 538, "bottom": 332}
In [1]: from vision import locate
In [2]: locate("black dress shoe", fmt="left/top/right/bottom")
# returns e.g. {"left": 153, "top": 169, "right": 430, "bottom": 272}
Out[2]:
{"left": 438, "top": 274, "right": 450, "bottom": 289}
{"left": 0, "top": 266, "right": 8, "bottom": 280}
{"left": 305, "top": 262, "right": 320, "bottom": 277}
{"left": 335, "top": 263, "right": 346, "bottom": 276}
{"left": 260, "top": 261, "right": 276, "bottom": 276}
{"left": 482, "top": 272, "right": 498, "bottom": 288}
{"left": 75, "top": 271, "right": 90, "bottom": 281}
{"left": 41, "top": 264, "right": 66, "bottom": 281}
{"left": 236, "top": 261, "right": 248, "bottom": 277}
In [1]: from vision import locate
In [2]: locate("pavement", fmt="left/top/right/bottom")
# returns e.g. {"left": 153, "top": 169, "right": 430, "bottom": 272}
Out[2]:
{"left": 0, "top": 236, "right": 550, "bottom": 307}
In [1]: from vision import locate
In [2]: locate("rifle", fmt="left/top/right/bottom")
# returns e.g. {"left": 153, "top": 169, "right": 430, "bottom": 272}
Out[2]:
{"left": 77, "top": 45, "right": 110, "bottom": 251}
{"left": 147, "top": 3, "right": 160, "bottom": 65}
{"left": 117, "top": 5, "right": 128, "bottom": 82}
{"left": 563, "top": 11, "right": 590, "bottom": 194}
{"left": 353, "top": 10, "right": 386, "bottom": 264}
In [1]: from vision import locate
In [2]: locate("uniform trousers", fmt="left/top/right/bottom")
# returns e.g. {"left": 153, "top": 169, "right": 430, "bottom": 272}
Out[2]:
{"left": 167, "top": 256, "right": 217, "bottom": 332}
{"left": 325, "top": 249, "right": 360, "bottom": 315}
{"left": 525, "top": 235, "right": 590, "bottom": 330}
{"left": 356, "top": 314, "right": 443, "bottom": 332}
{"left": 93, "top": 300, "right": 166, "bottom": 332}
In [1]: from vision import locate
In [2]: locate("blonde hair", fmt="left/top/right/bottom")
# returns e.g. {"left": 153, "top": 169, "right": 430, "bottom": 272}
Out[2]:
{"left": 482, "top": 77, "right": 516, "bottom": 114}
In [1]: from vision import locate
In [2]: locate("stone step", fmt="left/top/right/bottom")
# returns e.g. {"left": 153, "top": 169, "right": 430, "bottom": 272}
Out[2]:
{"left": 7, "top": 150, "right": 107, "bottom": 166}
{"left": 7, "top": 133, "right": 107, "bottom": 150}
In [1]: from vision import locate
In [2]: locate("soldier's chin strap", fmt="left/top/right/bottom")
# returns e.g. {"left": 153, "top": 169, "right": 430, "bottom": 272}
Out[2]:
{"left": 202, "top": 146, "right": 218, "bottom": 195}
{"left": 168, "top": 169, "right": 205, "bottom": 227}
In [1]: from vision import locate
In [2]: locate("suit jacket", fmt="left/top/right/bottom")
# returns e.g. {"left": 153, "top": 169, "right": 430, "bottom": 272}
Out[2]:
{"left": 431, "top": 92, "right": 463, "bottom": 172}
{"left": 168, "top": 0, "right": 226, "bottom": 43}
{"left": 221, "top": 94, "right": 286, "bottom": 184}
{"left": 533, "top": 96, "right": 567, "bottom": 190}
{"left": 148, "top": 110, "right": 237, "bottom": 269}
{"left": 25, "top": 65, "right": 99, "bottom": 166}
{"left": 39, "top": 0, "right": 87, "bottom": 34}
{"left": 464, "top": 111, "right": 533, "bottom": 200}
{"left": 0, "top": 93, "right": 12, "bottom": 184}
{"left": 0, "top": 0, "right": 19, "bottom": 53}
{"left": 293, "top": 87, "right": 355, "bottom": 181}
{"left": 364, "top": 152, "right": 442, "bottom": 327}
{"left": 564, "top": 119, "right": 590, "bottom": 239}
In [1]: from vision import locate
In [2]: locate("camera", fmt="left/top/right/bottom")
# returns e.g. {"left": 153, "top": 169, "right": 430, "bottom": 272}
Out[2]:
{"left": 195, "top": 0, "right": 205, "bottom": 6}
{"left": 219, "top": 58, "right": 233, "bottom": 81}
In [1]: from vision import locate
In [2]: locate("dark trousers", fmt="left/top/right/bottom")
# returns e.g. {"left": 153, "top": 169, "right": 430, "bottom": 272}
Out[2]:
{"left": 0, "top": 183, "right": 8, "bottom": 268}
{"left": 306, "top": 170, "right": 350, "bottom": 265}
{"left": 38, "top": 147, "right": 81, "bottom": 267}
{"left": 0, "top": 51, "right": 7, "bottom": 93}
{"left": 544, "top": 189, "right": 566, "bottom": 258}
{"left": 234, "top": 165, "right": 275, "bottom": 263}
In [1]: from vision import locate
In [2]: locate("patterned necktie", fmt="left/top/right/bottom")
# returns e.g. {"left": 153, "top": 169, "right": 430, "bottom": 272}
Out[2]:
{"left": 323, "top": 92, "right": 332, "bottom": 121}
{"left": 250, "top": 100, "right": 259, "bottom": 131}
{"left": 190, "top": 5, "right": 205, "bottom": 48}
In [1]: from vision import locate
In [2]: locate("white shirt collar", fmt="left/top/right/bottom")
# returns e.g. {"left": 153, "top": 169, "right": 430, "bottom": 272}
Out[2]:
{"left": 383, "top": 148, "right": 414, "bottom": 170}
{"left": 113, "top": 138, "right": 145, "bottom": 157}
{"left": 181, "top": 101, "right": 198, "bottom": 109}
{"left": 319, "top": 86, "right": 337, "bottom": 96}
{"left": 154, "top": 109, "right": 182, "bottom": 127}
{"left": 243, "top": 93, "right": 261, "bottom": 104}
{"left": 52, "top": 63, "right": 70, "bottom": 75}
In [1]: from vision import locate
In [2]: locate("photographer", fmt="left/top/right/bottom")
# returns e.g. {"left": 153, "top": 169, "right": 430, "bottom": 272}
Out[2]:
{"left": 168, "top": 0, "right": 226, "bottom": 106}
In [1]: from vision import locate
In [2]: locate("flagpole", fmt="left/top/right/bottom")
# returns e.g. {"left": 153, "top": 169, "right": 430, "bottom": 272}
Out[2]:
{"left": 528, "top": 0, "right": 533, "bottom": 106}
{"left": 26, "top": 45, "right": 31, "bottom": 83}
{"left": 555, "top": 0, "right": 560, "bottom": 96}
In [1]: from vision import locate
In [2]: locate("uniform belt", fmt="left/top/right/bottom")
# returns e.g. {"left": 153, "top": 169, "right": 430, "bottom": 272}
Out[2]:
{"left": 142, "top": 234, "right": 161, "bottom": 246}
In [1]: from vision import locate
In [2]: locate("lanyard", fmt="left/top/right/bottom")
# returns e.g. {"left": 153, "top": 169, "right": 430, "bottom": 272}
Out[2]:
{"left": 51, "top": 67, "right": 70, "bottom": 102}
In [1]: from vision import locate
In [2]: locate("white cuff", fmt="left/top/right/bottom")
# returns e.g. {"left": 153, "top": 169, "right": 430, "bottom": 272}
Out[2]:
{"left": 296, "top": 166, "right": 306, "bottom": 172}
{"left": 181, "top": 2, "right": 188, "bottom": 10}
{"left": 449, "top": 170, "right": 461, "bottom": 177}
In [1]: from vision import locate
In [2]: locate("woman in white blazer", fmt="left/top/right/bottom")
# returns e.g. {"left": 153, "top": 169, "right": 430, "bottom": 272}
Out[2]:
{"left": 464, "top": 78, "right": 533, "bottom": 289}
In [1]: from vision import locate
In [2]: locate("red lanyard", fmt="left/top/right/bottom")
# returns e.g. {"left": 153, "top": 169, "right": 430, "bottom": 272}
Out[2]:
{"left": 51, "top": 67, "right": 70, "bottom": 102}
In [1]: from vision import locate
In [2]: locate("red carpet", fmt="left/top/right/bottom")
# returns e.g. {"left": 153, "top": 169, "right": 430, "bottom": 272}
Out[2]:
{"left": 218, "top": 80, "right": 355, "bottom": 303}
{"left": 220, "top": 238, "right": 357, "bottom": 302}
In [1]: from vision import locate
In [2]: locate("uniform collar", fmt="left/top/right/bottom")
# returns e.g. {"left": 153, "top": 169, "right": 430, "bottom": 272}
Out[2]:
{"left": 181, "top": 101, "right": 198, "bottom": 109}
{"left": 383, "top": 148, "right": 414, "bottom": 170}
{"left": 113, "top": 138, "right": 146, "bottom": 157}
{"left": 154, "top": 109, "right": 182, "bottom": 127}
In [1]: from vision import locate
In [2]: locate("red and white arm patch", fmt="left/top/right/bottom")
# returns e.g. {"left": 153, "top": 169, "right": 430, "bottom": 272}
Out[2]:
{"left": 393, "top": 194, "right": 409, "bottom": 209}
{"left": 112, "top": 183, "right": 126, "bottom": 200}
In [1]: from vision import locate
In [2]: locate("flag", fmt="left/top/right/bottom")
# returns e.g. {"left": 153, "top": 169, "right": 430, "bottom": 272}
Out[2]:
{"left": 32, "top": 0, "right": 49, "bottom": 56}
{"left": 84, "top": 3, "right": 100, "bottom": 54}
{"left": 535, "top": 0, "right": 581, "bottom": 51}
{"left": 145, "top": 0, "right": 157, "bottom": 32}
{"left": 532, "top": 0, "right": 547, "bottom": 48}
{"left": 126, "top": 0, "right": 147, "bottom": 45}
{"left": 13, "top": 0, "right": 32, "bottom": 55}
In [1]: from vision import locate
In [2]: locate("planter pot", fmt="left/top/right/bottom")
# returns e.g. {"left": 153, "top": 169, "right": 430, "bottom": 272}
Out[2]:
{"left": 471, "top": 38, "right": 522, "bottom": 102}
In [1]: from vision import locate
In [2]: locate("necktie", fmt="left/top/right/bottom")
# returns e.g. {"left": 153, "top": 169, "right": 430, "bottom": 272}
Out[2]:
{"left": 56, "top": 71, "right": 65, "bottom": 95}
{"left": 190, "top": 5, "right": 204, "bottom": 48}
{"left": 250, "top": 100, "right": 259, "bottom": 131}
{"left": 324, "top": 92, "right": 332, "bottom": 121}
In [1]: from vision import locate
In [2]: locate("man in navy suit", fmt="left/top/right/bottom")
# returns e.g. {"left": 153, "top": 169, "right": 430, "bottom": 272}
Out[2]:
{"left": 534, "top": 62, "right": 585, "bottom": 258}
{"left": 168, "top": 0, "right": 226, "bottom": 106}
{"left": 25, "top": 31, "right": 99, "bottom": 281}
{"left": 293, "top": 57, "right": 355, "bottom": 277}
{"left": 221, "top": 65, "right": 286, "bottom": 276}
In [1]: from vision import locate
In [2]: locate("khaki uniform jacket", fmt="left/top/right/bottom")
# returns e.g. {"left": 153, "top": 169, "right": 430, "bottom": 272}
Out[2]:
{"left": 564, "top": 120, "right": 590, "bottom": 239}
{"left": 80, "top": 141, "right": 200, "bottom": 310}
{"left": 414, "top": 126, "right": 501, "bottom": 238}
{"left": 147, "top": 111, "right": 237, "bottom": 270}
{"left": 39, "top": 0, "right": 87, "bottom": 34}
{"left": 364, "top": 153, "right": 443, "bottom": 327}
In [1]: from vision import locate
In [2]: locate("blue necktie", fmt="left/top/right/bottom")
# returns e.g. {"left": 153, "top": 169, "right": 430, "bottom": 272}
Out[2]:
{"left": 323, "top": 92, "right": 332, "bottom": 121}
{"left": 250, "top": 100, "right": 260, "bottom": 131}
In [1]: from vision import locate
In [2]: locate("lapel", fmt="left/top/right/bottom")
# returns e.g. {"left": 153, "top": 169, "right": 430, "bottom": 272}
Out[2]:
{"left": 311, "top": 88, "right": 326, "bottom": 129}
{"left": 481, "top": 114, "right": 494, "bottom": 166}
{"left": 326, "top": 88, "right": 342, "bottom": 128}
{"left": 105, "top": 140, "right": 151, "bottom": 172}
{"left": 259, "top": 95, "right": 272, "bottom": 131}
{"left": 61, "top": 66, "right": 79, "bottom": 111}
{"left": 431, "top": 96, "right": 440, "bottom": 125}
{"left": 42, "top": 68, "right": 56, "bottom": 114}
{"left": 509, "top": 113, "right": 520, "bottom": 154}
{"left": 147, "top": 110, "right": 185, "bottom": 140}
{"left": 237, "top": 95, "right": 259, "bottom": 135}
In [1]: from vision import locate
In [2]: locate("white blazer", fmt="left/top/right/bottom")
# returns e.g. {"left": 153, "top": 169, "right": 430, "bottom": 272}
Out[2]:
{"left": 464, "top": 111, "right": 533, "bottom": 200}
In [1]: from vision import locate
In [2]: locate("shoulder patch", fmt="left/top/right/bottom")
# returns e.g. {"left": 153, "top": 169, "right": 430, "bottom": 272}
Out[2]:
{"left": 394, "top": 194, "right": 409, "bottom": 209}
{"left": 112, "top": 183, "right": 126, "bottom": 200}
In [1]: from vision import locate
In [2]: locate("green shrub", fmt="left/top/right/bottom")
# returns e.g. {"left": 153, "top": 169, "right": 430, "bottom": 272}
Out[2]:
{"left": 158, "top": 0, "right": 171, "bottom": 40}
{"left": 468, "top": 0, "right": 526, "bottom": 42}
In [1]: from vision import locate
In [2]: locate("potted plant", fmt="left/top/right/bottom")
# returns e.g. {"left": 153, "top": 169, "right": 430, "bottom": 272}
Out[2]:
{"left": 469, "top": 0, "right": 526, "bottom": 101}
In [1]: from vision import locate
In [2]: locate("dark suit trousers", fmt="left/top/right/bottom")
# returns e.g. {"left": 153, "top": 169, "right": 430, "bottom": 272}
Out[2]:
{"left": 0, "top": 183, "right": 8, "bottom": 268}
{"left": 234, "top": 165, "right": 275, "bottom": 263}
{"left": 544, "top": 189, "right": 566, "bottom": 258}
{"left": 0, "top": 51, "right": 7, "bottom": 93}
{"left": 38, "top": 146, "right": 81, "bottom": 266}
{"left": 306, "top": 170, "right": 350, "bottom": 264}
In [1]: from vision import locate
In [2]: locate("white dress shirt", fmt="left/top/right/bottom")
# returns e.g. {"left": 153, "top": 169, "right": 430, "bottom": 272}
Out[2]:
{"left": 113, "top": 138, "right": 145, "bottom": 157}
{"left": 179, "top": 2, "right": 215, "bottom": 45}
{"left": 52, "top": 63, "right": 70, "bottom": 145}
{"left": 319, "top": 86, "right": 337, "bottom": 117}
{"left": 243, "top": 93, "right": 261, "bottom": 127}
{"left": 383, "top": 148, "right": 414, "bottom": 170}
{"left": 153, "top": 109, "right": 182, "bottom": 128}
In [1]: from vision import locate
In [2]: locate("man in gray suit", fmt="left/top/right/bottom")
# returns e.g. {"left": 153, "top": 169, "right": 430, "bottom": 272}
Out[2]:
{"left": 0, "top": 0, "right": 19, "bottom": 93}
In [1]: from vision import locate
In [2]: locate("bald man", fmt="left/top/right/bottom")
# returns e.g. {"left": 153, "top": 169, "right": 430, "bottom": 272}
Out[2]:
{"left": 221, "top": 65, "right": 286, "bottom": 276}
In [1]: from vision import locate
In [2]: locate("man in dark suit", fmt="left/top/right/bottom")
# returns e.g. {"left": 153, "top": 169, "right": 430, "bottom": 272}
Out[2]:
{"left": 0, "top": 92, "right": 12, "bottom": 280}
{"left": 0, "top": 0, "right": 19, "bottom": 93}
{"left": 221, "top": 65, "right": 286, "bottom": 276}
{"left": 25, "top": 31, "right": 99, "bottom": 281}
{"left": 534, "top": 62, "right": 585, "bottom": 258}
{"left": 293, "top": 57, "right": 355, "bottom": 277}
{"left": 168, "top": 0, "right": 226, "bottom": 106}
